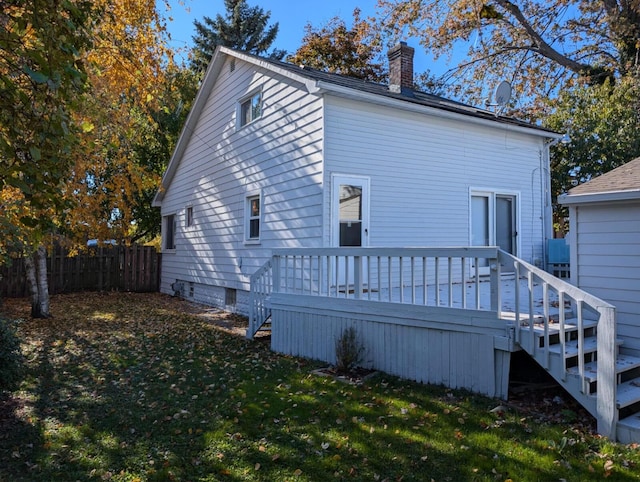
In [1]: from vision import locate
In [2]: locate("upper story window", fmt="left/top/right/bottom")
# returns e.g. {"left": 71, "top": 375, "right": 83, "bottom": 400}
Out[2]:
{"left": 164, "top": 214, "right": 176, "bottom": 250}
{"left": 239, "top": 91, "right": 262, "bottom": 127}
{"left": 246, "top": 194, "right": 261, "bottom": 242}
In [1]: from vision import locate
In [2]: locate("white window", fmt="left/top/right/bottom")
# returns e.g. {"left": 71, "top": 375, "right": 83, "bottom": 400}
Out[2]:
{"left": 186, "top": 206, "right": 194, "bottom": 228}
{"left": 245, "top": 194, "right": 261, "bottom": 242}
{"left": 239, "top": 91, "right": 262, "bottom": 127}
{"left": 164, "top": 214, "right": 176, "bottom": 250}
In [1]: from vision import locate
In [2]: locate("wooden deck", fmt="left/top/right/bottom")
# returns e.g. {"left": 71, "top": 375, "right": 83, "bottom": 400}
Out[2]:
{"left": 248, "top": 246, "right": 640, "bottom": 443}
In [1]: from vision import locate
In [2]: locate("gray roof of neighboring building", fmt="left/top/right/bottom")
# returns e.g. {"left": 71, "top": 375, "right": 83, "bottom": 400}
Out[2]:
{"left": 559, "top": 157, "right": 640, "bottom": 205}
{"left": 568, "top": 157, "right": 640, "bottom": 195}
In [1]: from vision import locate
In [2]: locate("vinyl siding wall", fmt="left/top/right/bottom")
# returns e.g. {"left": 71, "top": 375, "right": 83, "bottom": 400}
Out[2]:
{"left": 160, "top": 57, "right": 324, "bottom": 304}
{"left": 323, "top": 96, "right": 548, "bottom": 265}
{"left": 571, "top": 201, "right": 640, "bottom": 355}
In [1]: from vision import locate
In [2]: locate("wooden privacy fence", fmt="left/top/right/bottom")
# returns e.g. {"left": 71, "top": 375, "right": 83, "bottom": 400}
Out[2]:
{"left": 0, "top": 246, "right": 161, "bottom": 298}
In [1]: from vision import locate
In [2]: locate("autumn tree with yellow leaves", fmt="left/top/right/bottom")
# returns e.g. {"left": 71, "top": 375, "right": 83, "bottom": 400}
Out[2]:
{"left": 1, "top": 0, "right": 179, "bottom": 316}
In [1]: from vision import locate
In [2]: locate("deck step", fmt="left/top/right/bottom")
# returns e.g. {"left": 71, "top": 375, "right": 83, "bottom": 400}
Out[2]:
{"left": 617, "top": 378, "right": 640, "bottom": 409}
{"left": 518, "top": 318, "right": 598, "bottom": 335}
{"left": 547, "top": 337, "right": 623, "bottom": 358}
{"left": 617, "top": 414, "right": 640, "bottom": 444}
{"left": 566, "top": 355, "right": 640, "bottom": 382}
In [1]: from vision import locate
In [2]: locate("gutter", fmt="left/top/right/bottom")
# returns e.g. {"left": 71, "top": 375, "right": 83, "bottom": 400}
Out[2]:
{"left": 559, "top": 189, "right": 640, "bottom": 206}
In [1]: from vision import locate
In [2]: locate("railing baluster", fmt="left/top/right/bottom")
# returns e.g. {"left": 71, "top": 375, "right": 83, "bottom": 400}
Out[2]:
{"left": 528, "top": 271, "right": 534, "bottom": 353}
{"left": 461, "top": 257, "right": 466, "bottom": 309}
{"left": 577, "top": 300, "right": 585, "bottom": 392}
{"left": 435, "top": 257, "right": 440, "bottom": 306}
{"left": 448, "top": 257, "right": 453, "bottom": 307}
{"left": 422, "top": 257, "right": 427, "bottom": 306}
{"left": 411, "top": 257, "right": 416, "bottom": 304}
{"left": 377, "top": 256, "right": 381, "bottom": 301}
{"left": 399, "top": 256, "right": 404, "bottom": 303}
{"left": 559, "top": 291, "right": 566, "bottom": 381}
{"left": 334, "top": 255, "right": 339, "bottom": 298}
{"left": 475, "top": 258, "right": 480, "bottom": 309}
{"left": 543, "top": 282, "right": 550, "bottom": 369}
{"left": 514, "top": 262, "right": 520, "bottom": 343}
{"left": 388, "top": 256, "right": 392, "bottom": 302}
{"left": 367, "top": 255, "right": 372, "bottom": 300}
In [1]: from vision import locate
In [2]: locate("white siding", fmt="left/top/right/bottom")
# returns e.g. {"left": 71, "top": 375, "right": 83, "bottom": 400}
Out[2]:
{"left": 323, "top": 96, "right": 548, "bottom": 266}
{"left": 573, "top": 201, "right": 640, "bottom": 354}
{"left": 160, "top": 57, "right": 324, "bottom": 309}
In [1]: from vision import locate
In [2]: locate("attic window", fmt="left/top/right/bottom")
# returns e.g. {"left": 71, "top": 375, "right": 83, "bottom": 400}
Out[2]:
{"left": 229, "top": 58, "right": 236, "bottom": 72}
{"left": 239, "top": 91, "right": 262, "bottom": 127}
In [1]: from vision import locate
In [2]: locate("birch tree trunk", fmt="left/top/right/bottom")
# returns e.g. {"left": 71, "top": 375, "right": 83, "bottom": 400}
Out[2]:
{"left": 24, "top": 245, "right": 51, "bottom": 318}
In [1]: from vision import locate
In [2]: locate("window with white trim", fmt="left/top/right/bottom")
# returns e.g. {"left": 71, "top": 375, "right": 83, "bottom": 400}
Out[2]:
{"left": 164, "top": 214, "right": 176, "bottom": 250}
{"left": 186, "top": 206, "right": 194, "bottom": 228}
{"left": 245, "top": 194, "right": 261, "bottom": 242}
{"left": 239, "top": 91, "right": 262, "bottom": 127}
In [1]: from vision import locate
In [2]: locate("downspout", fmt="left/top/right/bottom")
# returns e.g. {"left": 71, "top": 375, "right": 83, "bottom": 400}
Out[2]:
{"left": 540, "top": 145, "right": 552, "bottom": 270}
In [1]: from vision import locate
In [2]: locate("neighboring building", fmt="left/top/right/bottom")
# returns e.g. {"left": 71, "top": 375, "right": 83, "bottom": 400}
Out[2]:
{"left": 559, "top": 157, "right": 640, "bottom": 357}
{"left": 153, "top": 43, "right": 561, "bottom": 314}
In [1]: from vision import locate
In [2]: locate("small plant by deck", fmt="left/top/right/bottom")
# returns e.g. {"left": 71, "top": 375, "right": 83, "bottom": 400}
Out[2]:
{"left": 334, "top": 326, "right": 365, "bottom": 373}
{"left": 0, "top": 293, "right": 639, "bottom": 481}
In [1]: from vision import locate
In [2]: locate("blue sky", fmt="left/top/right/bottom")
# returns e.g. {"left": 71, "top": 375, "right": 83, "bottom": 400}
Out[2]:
{"left": 161, "top": 0, "right": 456, "bottom": 77}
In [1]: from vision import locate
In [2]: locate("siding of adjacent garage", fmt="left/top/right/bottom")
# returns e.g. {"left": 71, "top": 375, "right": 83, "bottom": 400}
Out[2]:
{"left": 571, "top": 201, "right": 640, "bottom": 355}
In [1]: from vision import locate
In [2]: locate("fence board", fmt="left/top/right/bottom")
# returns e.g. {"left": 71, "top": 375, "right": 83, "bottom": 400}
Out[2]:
{"left": 0, "top": 246, "right": 161, "bottom": 298}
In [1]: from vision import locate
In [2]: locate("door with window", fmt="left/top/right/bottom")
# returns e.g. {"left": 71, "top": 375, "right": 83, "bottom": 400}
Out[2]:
{"left": 332, "top": 175, "right": 370, "bottom": 287}
{"left": 471, "top": 191, "right": 517, "bottom": 275}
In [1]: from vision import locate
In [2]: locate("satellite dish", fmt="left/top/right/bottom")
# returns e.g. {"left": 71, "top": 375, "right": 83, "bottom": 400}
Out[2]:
{"left": 493, "top": 80, "right": 512, "bottom": 107}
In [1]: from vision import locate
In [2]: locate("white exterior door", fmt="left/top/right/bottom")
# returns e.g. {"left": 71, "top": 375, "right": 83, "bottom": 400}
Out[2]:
{"left": 471, "top": 191, "right": 518, "bottom": 275}
{"left": 331, "top": 175, "right": 370, "bottom": 288}
{"left": 332, "top": 175, "right": 370, "bottom": 247}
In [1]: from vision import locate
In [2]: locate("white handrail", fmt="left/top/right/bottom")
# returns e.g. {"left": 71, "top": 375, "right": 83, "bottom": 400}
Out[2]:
{"left": 497, "top": 249, "right": 617, "bottom": 439}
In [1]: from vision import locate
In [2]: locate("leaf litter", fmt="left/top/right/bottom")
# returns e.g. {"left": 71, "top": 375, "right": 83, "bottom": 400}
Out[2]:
{"left": 1, "top": 292, "right": 639, "bottom": 481}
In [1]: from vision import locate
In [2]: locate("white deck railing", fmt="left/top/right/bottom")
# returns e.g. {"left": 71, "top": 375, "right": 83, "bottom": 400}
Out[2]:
{"left": 270, "top": 246, "right": 502, "bottom": 310}
{"left": 498, "top": 250, "right": 617, "bottom": 439}
{"left": 248, "top": 246, "right": 617, "bottom": 439}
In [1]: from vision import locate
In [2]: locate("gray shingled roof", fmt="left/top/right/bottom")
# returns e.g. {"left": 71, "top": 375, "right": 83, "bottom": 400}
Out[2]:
{"left": 254, "top": 53, "right": 558, "bottom": 135}
{"left": 568, "top": 157, "right": 640, "bottom": 195}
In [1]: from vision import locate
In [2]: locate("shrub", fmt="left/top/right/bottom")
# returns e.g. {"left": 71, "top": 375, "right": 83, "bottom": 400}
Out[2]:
{"left": 0, "top": 317, "right": 25, "bottom": 391}
{"left": 334, "top": 326, "right": 364, "bottom": 373}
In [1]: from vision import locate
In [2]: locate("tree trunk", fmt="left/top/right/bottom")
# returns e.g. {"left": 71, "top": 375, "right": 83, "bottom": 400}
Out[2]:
{"left": 24, "top": 245, "right": 51, "bottom": 318}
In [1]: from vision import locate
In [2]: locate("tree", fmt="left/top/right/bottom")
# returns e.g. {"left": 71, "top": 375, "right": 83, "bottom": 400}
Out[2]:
{"left": 60, "top": 0, "right": 175, "bottom": 246}
{"left": 287, "top": 9, "right": 387, "bottom": 83}
{"left": 1, "top": 0, "right": 174, "bottom": 316}
{"left": 544, "top": 76, "right": 640, "bottom": 231}
{"left": 375, "top": 0, "right": 640, "bottom": 113}
{"left": 0, "top": 0, "right": 94, "bottom": 317}
{"left": 191, "top": 0, "right": 285, "bottom": 73}
{"left": 129, "top": 66, "right": 199, "bottom": 244}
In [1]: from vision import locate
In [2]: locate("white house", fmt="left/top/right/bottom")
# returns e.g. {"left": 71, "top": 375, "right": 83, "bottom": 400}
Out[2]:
{"left": 153, "top": 45, "right": 640, "bottom": 443}
{"left": 560, "top": 157, "right": 640, "bottom": 357}
{"left": 153, "top": 43, "right": 560, "bottom": 313}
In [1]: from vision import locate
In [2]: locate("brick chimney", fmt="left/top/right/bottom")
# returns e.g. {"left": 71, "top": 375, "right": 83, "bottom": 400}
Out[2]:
{"left": 388, "top": 42, "right": 414, "bottom": 94}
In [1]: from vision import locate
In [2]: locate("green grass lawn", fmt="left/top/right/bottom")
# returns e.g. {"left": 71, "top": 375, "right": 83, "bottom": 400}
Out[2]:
{"left": 1, "top": 292, "right": 639, "bottom": 481}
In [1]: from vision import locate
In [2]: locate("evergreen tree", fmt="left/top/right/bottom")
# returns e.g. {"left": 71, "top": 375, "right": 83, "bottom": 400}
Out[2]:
{"left": 191, "top": 0, "right": 285, "bottom": 72}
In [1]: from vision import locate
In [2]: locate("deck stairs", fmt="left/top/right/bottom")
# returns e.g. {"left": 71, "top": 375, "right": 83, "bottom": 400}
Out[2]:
{"left": 513, "top": 312, "right": 640, "bottom": 443}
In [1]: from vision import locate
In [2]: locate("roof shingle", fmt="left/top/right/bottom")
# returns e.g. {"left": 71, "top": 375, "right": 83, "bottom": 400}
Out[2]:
{"left": 568, "top": 157, "right": 640, "bottom": 195}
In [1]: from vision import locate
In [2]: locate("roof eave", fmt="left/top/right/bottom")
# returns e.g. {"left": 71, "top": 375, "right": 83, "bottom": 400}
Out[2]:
{"left": 314, "top": 80, "right": 560, "bottom": 139}
{"left": 559, "top": 189, "right": 640, "bottom": 206}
